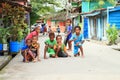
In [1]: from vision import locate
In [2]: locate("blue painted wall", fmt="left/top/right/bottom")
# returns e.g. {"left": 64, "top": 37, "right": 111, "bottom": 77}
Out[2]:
{"left": 109, "top": 7, "right": 120, "bottom": 30}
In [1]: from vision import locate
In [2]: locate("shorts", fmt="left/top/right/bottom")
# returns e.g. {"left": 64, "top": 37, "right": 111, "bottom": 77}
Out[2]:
{"left": 47, "top": 48, "right": 55, "bottom": 55}
{"left": 57, "top": 48, "right": 68, "bottom": 57}
{"left": 74, "top": 45, "right": 82, "bottom": 55}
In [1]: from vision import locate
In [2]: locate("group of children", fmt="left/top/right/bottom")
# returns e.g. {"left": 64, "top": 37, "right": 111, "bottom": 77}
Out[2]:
{"left": 21, "top": 25, "right": 84, "bottom": 63}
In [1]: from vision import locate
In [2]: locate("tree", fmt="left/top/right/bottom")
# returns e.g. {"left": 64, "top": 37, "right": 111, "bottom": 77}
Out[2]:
{"left": 30, "top": 0, "right": 60, "bottom": 25}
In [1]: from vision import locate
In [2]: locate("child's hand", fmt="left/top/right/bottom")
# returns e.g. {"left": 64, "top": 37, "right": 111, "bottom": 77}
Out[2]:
{"left": 73, "top": 38, "right": 77, "bottom": 41}
{"left": 68, "top": 55, "right": 71, "bottom": 57}
{"left": 37, "top": 58, "right": 41, "bottom": 61}
{"left": 76, "top": 42, "right": 79, "bottom": 46}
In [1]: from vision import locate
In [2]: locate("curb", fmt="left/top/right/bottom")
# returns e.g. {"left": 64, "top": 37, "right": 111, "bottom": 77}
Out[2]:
{"left": 0, "top": 56, "right": 12, "bottom": 71}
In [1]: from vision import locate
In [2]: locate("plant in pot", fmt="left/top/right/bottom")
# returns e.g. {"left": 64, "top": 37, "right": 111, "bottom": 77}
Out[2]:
{"left": 9, "top": 25, "right": 24, "bottom": 53}
{"left": 0, "top": 27, "right": 10, "bottom": 51}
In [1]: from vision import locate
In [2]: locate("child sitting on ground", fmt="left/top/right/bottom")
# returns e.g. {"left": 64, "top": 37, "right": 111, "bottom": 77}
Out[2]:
{"left": 69, "top": 26, "right": 85, "bottom": 57}
{"left": 44, "top": 32, "right": 57, "bottom": 59}
{"left": 21, "top": 39, "right": 37, "bottom": 62}
{"left": 30, "top": 36, "right": 40, "bottom": 61}
{"left": 54, "top": 35, "right": 71, "bottom": 57}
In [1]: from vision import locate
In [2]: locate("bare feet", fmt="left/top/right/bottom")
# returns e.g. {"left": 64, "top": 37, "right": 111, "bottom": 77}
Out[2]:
{"left": 37, "top": 58, "right": 41, "bottom": 61}
{"left": 44, "top": 57, "right": 48, "bottom": 59}
{"left": 33, "top": 58, "right": 37, "bottom": 62}
{"left": 67, "top": 49, "right": 72, "bottom": 51}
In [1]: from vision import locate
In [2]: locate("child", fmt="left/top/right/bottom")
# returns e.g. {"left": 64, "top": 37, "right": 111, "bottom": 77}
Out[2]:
{"left": 44, "top": 32, "right": 57, "bottom": 59}
{"left": 25, "top": 26, "right": 40, "bottom": 41}
{"left": 57, "top": 25, "right": 60, "bottom": 35}
{"left": 69, "top": 26, "right": 85, "bottom": 57}
{"left": 65, "top": 23, "right": 72, "bottom": 51}
{"left": 21, "top": 39, "right": 36, "bottom": 62}
{"left": 30, "top": 36, "right": 40, "bottom": 61}
{"left": 54, "top": 35, "right": 71, "bottom": 57}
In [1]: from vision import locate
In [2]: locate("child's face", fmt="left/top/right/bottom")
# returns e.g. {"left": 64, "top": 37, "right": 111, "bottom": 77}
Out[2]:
{"left": 56, "top": 36, "right": 62, "bottom": 43}
{"left": 26, "top": 40, "right": 31, "bottom": 46}
{"left": 50, "top": 36, "right": 54, "bottom": 41}
{"left": 32, "top": 37, "right": 37, "bottom": 43}
{"left": 35, "top": 27, "right": 40, "bottom": 33}
{"left": 75, "top": 28, "right": 80, "bottom": 34}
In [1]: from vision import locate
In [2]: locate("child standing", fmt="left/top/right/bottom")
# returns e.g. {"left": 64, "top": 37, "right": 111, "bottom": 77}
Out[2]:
{"left": 44, "top": 32, "right": 57, "bottom": 59}
{"left": 54, "top": 35, "right": 71, "bottom": 57}
{"left": 57, "top": 25, "right": 60, "bottom": 35}
{"left": 69, "top": 26, "right": 85, "bottom": 57}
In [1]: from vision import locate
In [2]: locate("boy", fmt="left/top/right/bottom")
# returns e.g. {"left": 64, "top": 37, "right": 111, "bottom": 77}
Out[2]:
{"left": 54, "top": 35, "right": 71, "bottom": 57}
{"left": 30, "top": 36, "right": 40, "bottom": 61}
{"left": 57, "top": 25, "right": 60, "bottom": 35}
{"left": 65, "top": 22, "right": 72, "bottom": 51}
{"left": 21, "top": 39, "right": 36, "bottom": 62}
{"left": 69, "top": 26, "right": 85, "bottom": 57}
{"left": 44, "top": 32, "right": 57, "bottom": 59}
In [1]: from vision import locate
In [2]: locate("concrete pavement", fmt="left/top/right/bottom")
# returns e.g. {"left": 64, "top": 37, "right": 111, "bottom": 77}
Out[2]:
{"left": 0, "top": 34, "right": 120, "bottom": 80}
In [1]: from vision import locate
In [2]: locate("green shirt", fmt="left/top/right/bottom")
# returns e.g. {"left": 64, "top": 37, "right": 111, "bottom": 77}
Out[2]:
{"left": 45, "top": 39, "right": 57, "bottom": 55}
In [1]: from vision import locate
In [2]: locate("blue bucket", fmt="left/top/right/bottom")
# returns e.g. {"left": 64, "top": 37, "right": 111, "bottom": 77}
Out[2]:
{"left": 20, "top": 40, "right": 25, "bottom": 49}
{"left": 0, "top": 44, "right": 3, "bottom": 51}
{"left": 10, "top": 41, "right": 21, "bottom": 53}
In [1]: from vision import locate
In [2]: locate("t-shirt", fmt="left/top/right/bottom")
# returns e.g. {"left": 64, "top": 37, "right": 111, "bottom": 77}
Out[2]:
{"left": 25, "top": 31, "right": 38, "bottom": 41}
{"left": 67, "top": 25, "right": 72, "bottom": 39}
{"left": 70, "top": 33, "right": 84, "bottom": 46}
{"left": 45, "top": 39, "right": 57, "bottom": 54}
{"left": 57, "top": 27, "right": 60, "bottom": 31}
{"left": 54, "top": 43, "right": 66, "bottom": 52}
{"left": 22, "top": 45, "right": 29, "bottom": 51}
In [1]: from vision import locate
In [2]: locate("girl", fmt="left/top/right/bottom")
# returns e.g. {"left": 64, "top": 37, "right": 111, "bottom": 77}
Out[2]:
{"left": 54, "top": 35, "right": 71, "bottom": 57}
{"left": 25, "top": 26, "right": 40, "bottom": 41}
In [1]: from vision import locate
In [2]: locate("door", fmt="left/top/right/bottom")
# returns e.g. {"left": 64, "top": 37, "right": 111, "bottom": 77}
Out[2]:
{"left": 83, "top": 17, "right": 88, "bottom": 39}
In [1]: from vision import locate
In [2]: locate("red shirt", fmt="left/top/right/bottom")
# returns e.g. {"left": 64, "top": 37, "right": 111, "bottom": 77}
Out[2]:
{"left": 25, "top": 31, "right": 38, "bottom": 41}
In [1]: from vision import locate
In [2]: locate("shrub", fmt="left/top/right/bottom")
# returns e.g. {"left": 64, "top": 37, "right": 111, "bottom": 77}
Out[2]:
{"left": 106, "top": 24, "right": 118, "bottom": 45}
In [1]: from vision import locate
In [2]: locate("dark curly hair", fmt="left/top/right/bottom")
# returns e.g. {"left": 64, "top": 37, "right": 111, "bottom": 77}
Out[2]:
{"left": 74, "top": 26, "right": 81, "bottom": 31}
{"left": 49, "top": 32, "right": 55, "bottom": 37}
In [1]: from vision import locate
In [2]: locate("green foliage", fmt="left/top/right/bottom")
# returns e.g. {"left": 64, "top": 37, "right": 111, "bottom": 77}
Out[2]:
{"left": 30, "top": 0, "right": 60, "bottom": 25}
{"left": 84, "top": 0, "right": 116, "bottom": 9}
{"left": 106, "top": 24, "right": 118, "bottom": 45}
{"left": 0, "top": 27, "right": 10, "bottom": 43}
{"left": 2, "top": 3, "right": 28, "bottom": 42}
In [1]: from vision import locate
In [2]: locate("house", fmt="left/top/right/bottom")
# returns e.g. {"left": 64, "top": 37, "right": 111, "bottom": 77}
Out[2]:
{"left": 81, "top": 8, "right": 107, "bottom": 40}
{"left": 107, "top": 6, "right": 120, "bottom": 30}
{"left": 45, "top": 11, "right": 66, "bottom": 32}
{"left": 81, "top": 0, "right": 113, "bottom": 39}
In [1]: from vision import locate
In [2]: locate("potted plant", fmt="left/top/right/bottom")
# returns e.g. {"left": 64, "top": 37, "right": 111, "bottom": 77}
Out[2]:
{"left": 0, "top": 27, "right": 10, "bottom": 51}
{"left": 9, "top": 25, "right": 24, "bottom": 53}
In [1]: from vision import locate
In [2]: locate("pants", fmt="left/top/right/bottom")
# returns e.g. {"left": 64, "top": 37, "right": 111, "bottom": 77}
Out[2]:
{"left": 57, "top": 48, "right": 68, "bottom": 57}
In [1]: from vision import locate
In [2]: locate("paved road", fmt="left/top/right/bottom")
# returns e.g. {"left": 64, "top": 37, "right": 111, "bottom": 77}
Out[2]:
{"left": 0, "top": 33, "right": 120, "bottom": 80}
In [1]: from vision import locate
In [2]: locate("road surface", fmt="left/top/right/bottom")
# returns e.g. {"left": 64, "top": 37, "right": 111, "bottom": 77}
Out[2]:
{"left": 0, "top": 34, "right": 120, "bottom": 80}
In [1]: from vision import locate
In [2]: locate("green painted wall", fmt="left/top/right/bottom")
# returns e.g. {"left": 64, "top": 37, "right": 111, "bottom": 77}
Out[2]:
{"left": 82, "top": 2, "right": 89, "bottom": 13}
{"left": 89, "top": 1, "right": 113, "bottom": 11}
{"left": 82, "top": 1, "right": 113, "bottom": 13}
